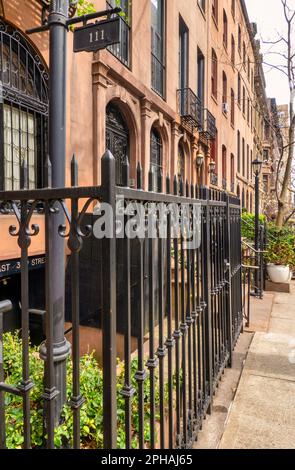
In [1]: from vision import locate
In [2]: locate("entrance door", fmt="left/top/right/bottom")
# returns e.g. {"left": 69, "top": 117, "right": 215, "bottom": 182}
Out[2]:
{"left": 106, "top": 103, "right": 129, "bottom": 186}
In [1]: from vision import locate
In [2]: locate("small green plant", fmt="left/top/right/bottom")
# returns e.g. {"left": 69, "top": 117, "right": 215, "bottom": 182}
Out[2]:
{"left": 3, "top": 331, "right": 164, "bottom": 449}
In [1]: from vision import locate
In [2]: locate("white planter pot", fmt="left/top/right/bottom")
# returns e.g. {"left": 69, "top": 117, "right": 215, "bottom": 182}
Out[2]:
{"left": 267, "top": 264, "right": 291, "bottom": 283}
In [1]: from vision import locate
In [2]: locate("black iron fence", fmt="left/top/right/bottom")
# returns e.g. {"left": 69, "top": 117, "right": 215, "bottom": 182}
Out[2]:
{"left": 0, "top": 151, "right": 242, "bottom": 449}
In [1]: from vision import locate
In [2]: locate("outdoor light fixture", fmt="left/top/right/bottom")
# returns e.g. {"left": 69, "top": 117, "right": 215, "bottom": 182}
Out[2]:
{"left": 252, "top": 158, "right": 263, "bottom": 176}
{"left": 209, "top": 160, "right": 216, "bottom": 174}
{"left": 196, "top": 152, "right": 204, "bottom": 169}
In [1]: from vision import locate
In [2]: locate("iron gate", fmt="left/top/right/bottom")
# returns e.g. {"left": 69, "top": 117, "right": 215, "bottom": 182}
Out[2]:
{"left": 0, "top": 151, "right": 242, "bottom": 449}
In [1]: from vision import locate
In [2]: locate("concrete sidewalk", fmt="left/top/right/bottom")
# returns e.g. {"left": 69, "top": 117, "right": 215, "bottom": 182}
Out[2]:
{"left": 219, "top": 285, "right": 295, "bottom": 449}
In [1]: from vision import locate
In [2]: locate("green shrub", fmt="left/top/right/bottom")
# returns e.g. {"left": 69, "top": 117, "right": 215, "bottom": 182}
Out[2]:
{"left": 3, "top": 331, "right": 160, "bottom": 449}
{"left": 241, "top": 212, "right": 266, "bottom": 242}
{"left": 265, "top": 222, "right": 295, "bottom": 268}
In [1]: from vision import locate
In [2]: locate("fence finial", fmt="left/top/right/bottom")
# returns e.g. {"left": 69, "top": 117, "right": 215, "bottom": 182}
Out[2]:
{"left": 44, "top": 154, "right": 52, "bottom": 188}
{"left": 71, "top": 154, "right": 78, "bottom": 187}
{"left": 137, "top": 161, "right": 143, "bottom": 190}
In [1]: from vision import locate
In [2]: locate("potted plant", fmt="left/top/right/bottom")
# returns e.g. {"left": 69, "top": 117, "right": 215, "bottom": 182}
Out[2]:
{"left": 265, "top": 225, "right": 295, "bottom": 283}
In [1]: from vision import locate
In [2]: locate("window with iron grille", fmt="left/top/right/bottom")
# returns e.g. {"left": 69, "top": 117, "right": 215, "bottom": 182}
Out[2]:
{"left": 237, "top": 130, "right": 240, "bottom": 173}
{"left": 237, "top": 73, "right": 241, "bottom": 105}
{"left": 0, "top": 20, "right": 48, "bottom": 191}
{"left": 238, "top": 25, "right": 241, "bottom": 53}
{"left": 150, "top": 127, "right": 163, "bottom": 191}
{"left": 107, "top": 1, "right": 131, "bottom": 67}
{"left": 151, "top": 0, "right": 165, "bottom": 98}
{"left": 177, "top": 143, "right": 185, "bottom": 194}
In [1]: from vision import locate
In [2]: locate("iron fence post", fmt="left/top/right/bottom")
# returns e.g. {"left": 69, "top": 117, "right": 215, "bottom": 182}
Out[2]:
{"left": 224, "top": 193, "right": 233, "bottom": 367}
{"left": 39, "top": 0, "right": 71, "bottom": 423}
{"left": 203, "top": 188, "right": 213, "bottom": 414}
{"left": 101, "top": 150, "right": 117, "bottom": 448}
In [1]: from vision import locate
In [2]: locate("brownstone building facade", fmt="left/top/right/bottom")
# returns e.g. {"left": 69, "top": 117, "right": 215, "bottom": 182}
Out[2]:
{"left": 0, "top": 0, "right": 275, "bottom": 319}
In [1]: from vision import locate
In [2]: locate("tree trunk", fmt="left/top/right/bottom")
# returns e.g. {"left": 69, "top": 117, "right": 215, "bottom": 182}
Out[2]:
{"left": 276, "top": 100, "right": 295, "bottom": 227}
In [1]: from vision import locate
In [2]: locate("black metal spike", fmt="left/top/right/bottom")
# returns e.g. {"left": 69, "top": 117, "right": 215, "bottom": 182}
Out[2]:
{"left": 44, "top": 154, "right": 52, "bottom": 188}
{"left": 137, "top": 161, "right": 143, "bottom": 190}
{"left": 20, "top": 160, "right": 28, "bottom": 190}
{"left": 158, "top": 168, "right": 163, "bottom": 193}
{"left": 71, "top": 154, "right": 78, "bottom": 187}
{"left": 166, "top": 174, "right": 171, "bottom": 195}
{"left": 148, "top": 168, "right": 153, "bottom": 192}
{"left": 173, "top": 175, "right": 178, "bottom": 196}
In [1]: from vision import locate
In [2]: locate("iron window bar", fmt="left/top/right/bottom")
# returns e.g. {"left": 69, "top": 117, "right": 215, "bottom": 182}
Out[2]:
{"left": 200, "top": 108, "right": 217, "bottom": 140}
{"left": 177, "top": 88, "right": 203, "bottom": 130}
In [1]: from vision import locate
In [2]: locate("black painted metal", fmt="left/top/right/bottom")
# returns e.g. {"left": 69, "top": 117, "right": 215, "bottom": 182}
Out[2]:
{"left": 0, "top": 150, "right": 243, "bottom": 449}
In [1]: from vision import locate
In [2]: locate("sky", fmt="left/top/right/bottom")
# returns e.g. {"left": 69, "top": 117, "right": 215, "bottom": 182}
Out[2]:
{"left": 245, "top": 0, "right": 292, "bottom": 105}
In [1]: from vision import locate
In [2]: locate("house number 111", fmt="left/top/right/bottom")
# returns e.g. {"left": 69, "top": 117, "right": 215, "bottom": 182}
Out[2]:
{"left": 89, "top": 29, "right": 105, "bottom": 43}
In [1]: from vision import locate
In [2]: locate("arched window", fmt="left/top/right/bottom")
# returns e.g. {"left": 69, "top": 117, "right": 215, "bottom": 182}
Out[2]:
{"left": 150, "top": 127, "right": 163, "bottom": 191}
{"left": 246, "top": 190, "right": 249, "bottom": 211}
{"left": 250, "top": 192, "right": 253, "bottom": 213}
{"left": 242, "top": 189, "right": 245, "bottom": 209}
{"left": 230, "top": 153, "right": 235, "bottom": 192}
{"left": 0, "top": 20, "right": 48, "bottom": 190}
{"left": 106, "top": 102, "right": 129, "bottom": 186}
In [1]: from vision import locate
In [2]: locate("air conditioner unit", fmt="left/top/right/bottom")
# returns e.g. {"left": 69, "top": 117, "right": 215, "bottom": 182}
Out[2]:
{"left": 223, "top": 102, "right": 229, "bottom": 114}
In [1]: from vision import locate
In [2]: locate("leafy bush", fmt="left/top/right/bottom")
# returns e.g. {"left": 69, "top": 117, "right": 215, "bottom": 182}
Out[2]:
{"left": 3, "top": 331, "right": 160, "bottom": 449}
{"left": 265, "top": 222, "right": 295, "bottom": 268}
{"left": 241, "top": 212, "right": 266, "bottom": 242}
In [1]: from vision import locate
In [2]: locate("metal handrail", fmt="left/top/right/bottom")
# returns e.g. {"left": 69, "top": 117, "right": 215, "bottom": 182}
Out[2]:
{"left": 242, "top": 240, "right": 267, "bottom": 254}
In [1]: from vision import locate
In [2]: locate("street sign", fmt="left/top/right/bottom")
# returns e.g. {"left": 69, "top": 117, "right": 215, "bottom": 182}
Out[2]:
{"left": 73, "top": 17, "right": 121, "bottom": 53}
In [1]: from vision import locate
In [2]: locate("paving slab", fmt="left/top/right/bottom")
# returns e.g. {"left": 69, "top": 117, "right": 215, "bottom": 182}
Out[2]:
{"left": 219, "top": 286, "right": 295, "bottom": 449}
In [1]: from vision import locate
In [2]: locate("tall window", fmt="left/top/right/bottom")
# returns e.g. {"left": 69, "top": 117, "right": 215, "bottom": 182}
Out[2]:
{"left": 223, "top": 10, "right": 228, "bottom": 48}
{"left": 222, "top": 145, "right": 227, "bottom": 189}
{"left": 230, "top": 154, "right": 235, "bottom": 191}
{"left": 150, "top": 127, "right": 163, "bottom": 191}
{"left": 1, "top": 21, "right": 48, "bottom": 190}
{"left": 231, "top": 0, "right": 235, "bottom": 18}
{"left": 247, "top": 57, "right": 250, "bottom": 80}
{"left": 231, "top": 89, "right": 235, "bottom": 125}
{"left": 210, "top": 129, "right": 218, "bottom": 185}
{"left": 237, "top": 73, "right": 241, "bottom": 105}
{"left": 242, "top": 137, "right": 245, "bottom": 176}
{"left": 247, "top": 144, "right": 250, "bottom": 180}
{"left": 247, "top": 98, "right": 250, "bottom": 123}
{"left": 211, "top": 48, "right": 218, "bottom": 99}
{"left": 237, "top": 130, "right": 241, "bottom": 173}
{"left": 198, "top": 0, "right": 206, "bottom": 12}
{"left": 238, "top": 25, "right": 241, "bottom": 52}
{"left": 107, "top": 0, "right": 131, "bottom": 66}
{"left": 243, "top": 42, "right": 246, "bottom": 68}
{"left": 197, "top": 48, "right": 205, "bottom": 107}
{"left": 243, "top": 86, "right": 246, "bottom": 115}
{"left": 222, "top": 71, "right": 227, "bottom": 108}
{"left": 212, "top": 0, "right": 218, "bottom": 23}
{"left": 231, "top": 34, "right": 235, "bottom": 65}
{"left": 151, "top": 0, "right": 165, "bottom": 97}
{"left": 179, "top": 17, "right": 189, "bottom": 90}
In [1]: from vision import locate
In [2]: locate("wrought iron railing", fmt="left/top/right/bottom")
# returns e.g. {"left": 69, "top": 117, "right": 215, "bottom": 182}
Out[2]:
{"left": 107, "top": 2, "right": 130, "bottom": 67}
{"left": 0, "top": 153, "right": 242, "bottom": 449}
{"left": 201, "top": 108, "right": 217, "bottom": 140}
{"left": 177, "top": 88, "right": 203, "bottom": 129}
